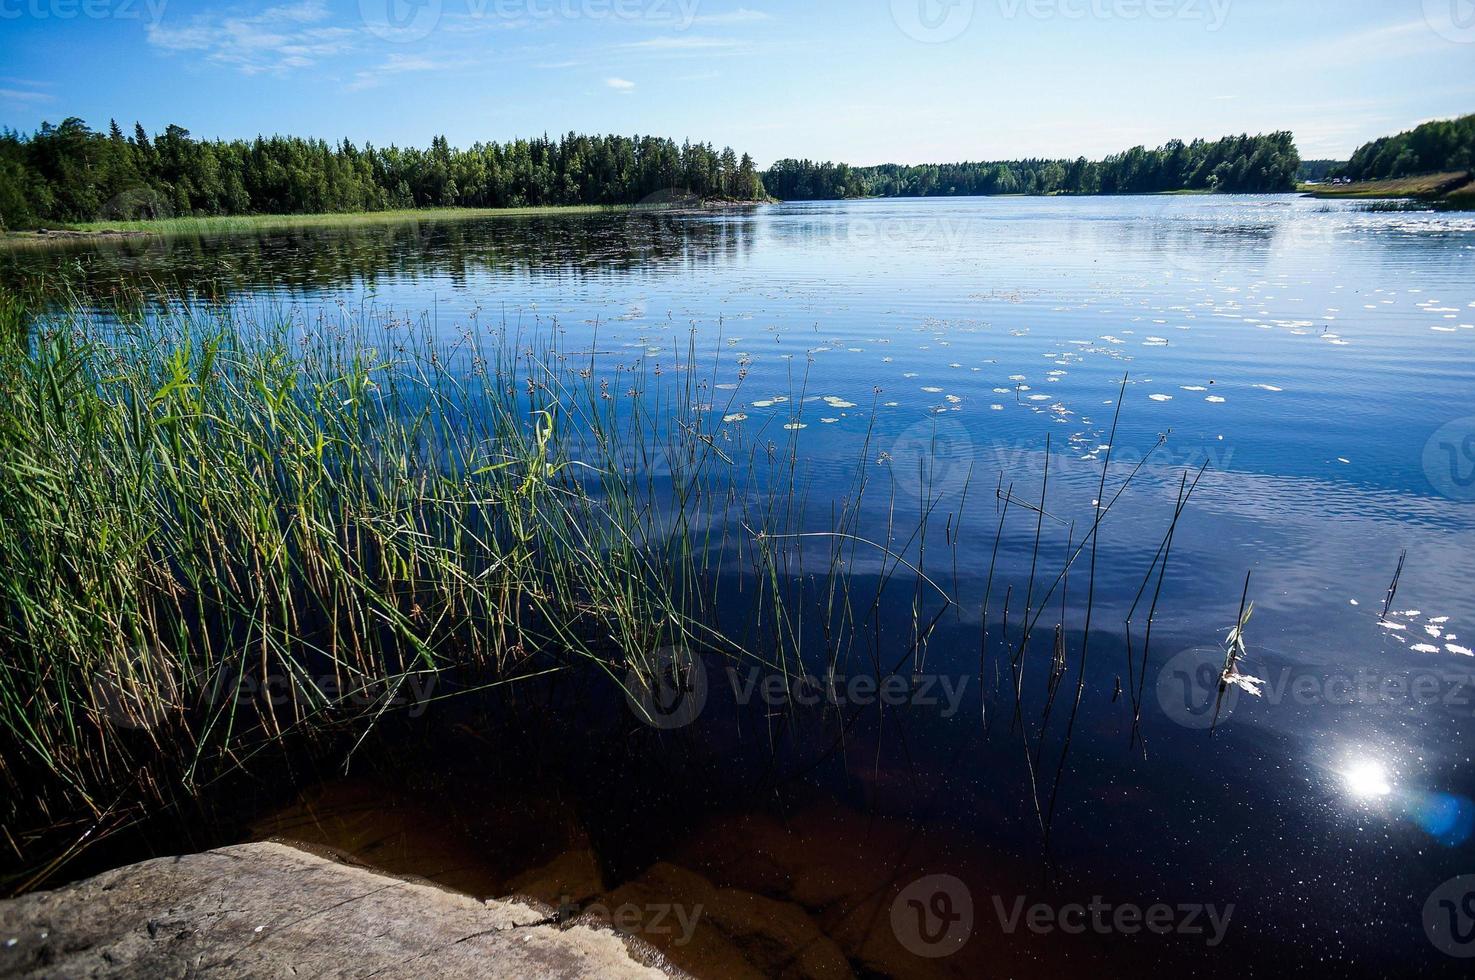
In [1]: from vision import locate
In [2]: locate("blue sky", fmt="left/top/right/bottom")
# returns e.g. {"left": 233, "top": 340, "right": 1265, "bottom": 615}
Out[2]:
{"left": 2, "top": 0, "right": 1473, "bottom": 164}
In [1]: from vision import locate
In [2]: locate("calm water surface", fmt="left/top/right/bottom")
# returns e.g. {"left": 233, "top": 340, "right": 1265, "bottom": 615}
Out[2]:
{"left": 8, "top": 195, "right": 1475, "bottom": 976}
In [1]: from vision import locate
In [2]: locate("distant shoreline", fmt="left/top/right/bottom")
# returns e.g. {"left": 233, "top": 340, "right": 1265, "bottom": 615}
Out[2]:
{"left": 9, "top": 184, "right": 1472, "bottom": 250}
{"left": 0, "top": 199, "right": 783, "bottom": 248}
{"left": 0, "top": 204, "right": 626, "bottom": 247}
{"left": 1300, "top": 171, "right": 1474, "bottom": 205}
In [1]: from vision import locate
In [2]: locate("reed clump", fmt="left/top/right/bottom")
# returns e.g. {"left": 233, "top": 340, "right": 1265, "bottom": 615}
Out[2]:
{"left": 0, "top": 296, "right": 783, "bottom": 883}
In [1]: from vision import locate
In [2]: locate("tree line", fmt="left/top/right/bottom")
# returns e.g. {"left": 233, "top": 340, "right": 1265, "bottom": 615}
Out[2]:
{"left": 1336, "top": 114, "right": 1474, "bottom": 182}
{"left": 0, "top": 118, "right": 768, "bottom": 229}
{"left": 764, "top": 132, "right": 1301, "bottom": 199}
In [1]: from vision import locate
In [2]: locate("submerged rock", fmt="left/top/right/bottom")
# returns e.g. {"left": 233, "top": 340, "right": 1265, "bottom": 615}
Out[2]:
{"left": 0, "top": 842, "right": 682, "bottom": 979}
{"left": 507, "top": 847, "right": 608, "bottom": 907}
{"left": 597, "top": 860, "right": 853, "bottom": 980}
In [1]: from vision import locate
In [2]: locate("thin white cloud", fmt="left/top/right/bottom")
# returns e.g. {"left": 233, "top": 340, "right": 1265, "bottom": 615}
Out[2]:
{"left": 0, "top": 88, "right": 55, "bottom": 106}
{"left": 1281, "top": 18, "right": 1459, "bottom": 70}
{"left": 606, "top": 77, "right": 637, "bottom": 91}
{"left": 347, "top": 54, "right": 472, "bottom": 92}
{"left": 620, "top": 36, "right": 745, "bottom": 51}
{"left": 146, "top": 0, "right": 359, "bottom": 76}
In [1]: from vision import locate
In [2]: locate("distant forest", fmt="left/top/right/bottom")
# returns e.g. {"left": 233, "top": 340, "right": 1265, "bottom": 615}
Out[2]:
{"left": 762, "top": 132, "right": 1300, "bottom": 200}
{"left": 16, "top": 116, "right": 1475, "bottom": 229}
{"left": 0, "top": 118, "right": 767, "bottom": 229}
{"left": 1336, "top": 114, "right": 1475, "bottom": 182}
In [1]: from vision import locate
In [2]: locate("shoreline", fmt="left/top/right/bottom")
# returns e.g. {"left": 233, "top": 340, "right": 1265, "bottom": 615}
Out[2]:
{"left": 0, "top": 200, "right": 769, "bottom": 248}
{"left": 1299, "top": 170, "right": 1474, "bottom": 205}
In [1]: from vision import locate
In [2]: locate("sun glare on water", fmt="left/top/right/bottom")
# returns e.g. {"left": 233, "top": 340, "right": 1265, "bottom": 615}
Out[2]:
{"left": 1341, "top": 759, "right": 1394, "bottom": 800}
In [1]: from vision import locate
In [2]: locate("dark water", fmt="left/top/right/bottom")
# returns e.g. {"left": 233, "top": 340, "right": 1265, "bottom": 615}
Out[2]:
{"left": 7, "top": 196, "right": 1475, "bottom": 977}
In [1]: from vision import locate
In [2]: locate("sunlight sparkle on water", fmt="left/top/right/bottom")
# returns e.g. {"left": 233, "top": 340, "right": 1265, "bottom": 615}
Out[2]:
{"left": 1341, "top": 759, "right": 1393, "bottom": 800}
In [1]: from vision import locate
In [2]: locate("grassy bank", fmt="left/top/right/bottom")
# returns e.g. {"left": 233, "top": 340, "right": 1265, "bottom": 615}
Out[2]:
{"left": 2, "top": 204, "right": 628, "bottom": 245}
{"left": 1301, "top": 171, "right": 1474, "bottom": 203}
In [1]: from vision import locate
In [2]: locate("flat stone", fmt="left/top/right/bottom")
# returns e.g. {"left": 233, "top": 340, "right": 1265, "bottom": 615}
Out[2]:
{"left": 0, "top": 842, "right": 682, "bottom": 979}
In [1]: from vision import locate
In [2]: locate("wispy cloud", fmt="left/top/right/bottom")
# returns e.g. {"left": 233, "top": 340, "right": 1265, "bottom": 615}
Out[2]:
{"left": 347, "top": 53, "right": 471, "bottom": 92}
{"left": 0, "top": 87, "right": 55, "bottom": 106}
{"left": 1280, "top": 18, "right": 1460, "bottom": 70}
{"left": 146, "top": 0, "right": 359, "bottom": 76}
{"left": 623, "top": 36, "right": 743, "bottom": 50}
{"left": 606, "top": 77, "right": 637, "bottom": 92}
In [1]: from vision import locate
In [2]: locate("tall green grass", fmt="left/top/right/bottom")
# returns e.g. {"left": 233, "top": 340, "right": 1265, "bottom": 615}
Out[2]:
{"left": 0, "top": 296, "right": 828, "bottom": 886}
{"left": 49, "top": 205, "right": 624, "bottom": 238}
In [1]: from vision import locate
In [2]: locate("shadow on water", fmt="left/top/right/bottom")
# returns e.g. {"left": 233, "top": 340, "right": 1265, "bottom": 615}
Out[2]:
{"left": 0, "top": 210, "right": 756, "bottom": 309}
{"left": 231, "top": 603, "right": 1462, "bottom": 979}
{"left": 45, "top": 556, "right": 1461, "bottom": 977}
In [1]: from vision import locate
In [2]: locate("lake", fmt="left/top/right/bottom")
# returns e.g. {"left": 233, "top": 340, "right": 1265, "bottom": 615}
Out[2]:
{"left": 7, "top": 195, "right": 1475, "bottom": 976}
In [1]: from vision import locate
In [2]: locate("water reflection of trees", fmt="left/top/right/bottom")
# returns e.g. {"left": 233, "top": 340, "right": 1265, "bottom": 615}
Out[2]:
{"left": 1, "top": 211, "right": 755, "bottom": 309}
